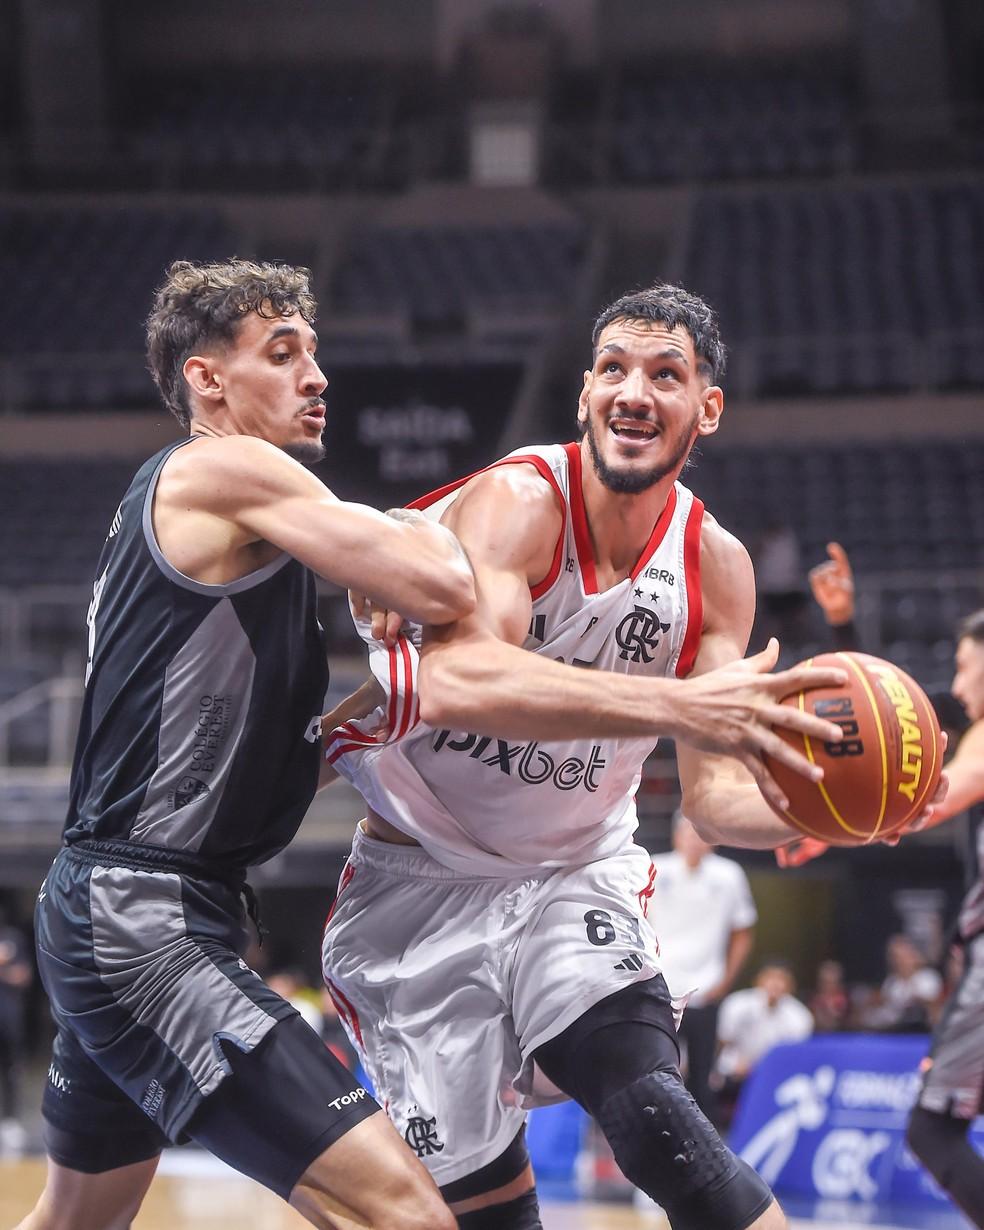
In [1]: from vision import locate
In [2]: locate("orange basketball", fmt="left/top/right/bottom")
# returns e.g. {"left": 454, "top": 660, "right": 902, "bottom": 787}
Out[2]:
{"left": 763, "top": 651, "right": 944, "bottom": 846}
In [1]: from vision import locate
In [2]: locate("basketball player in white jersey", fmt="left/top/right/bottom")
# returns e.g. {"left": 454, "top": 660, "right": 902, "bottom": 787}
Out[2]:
{"left": 321, "top": 285, "right": 945, "bottom": 1230}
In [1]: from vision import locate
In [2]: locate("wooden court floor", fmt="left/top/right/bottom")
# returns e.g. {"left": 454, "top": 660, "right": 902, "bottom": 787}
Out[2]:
{"left": 0, "top": 1156, "right": 965, "bottom": 1229}
{"left": 2, "top": 1156, "right": 652, "bottom": 1229}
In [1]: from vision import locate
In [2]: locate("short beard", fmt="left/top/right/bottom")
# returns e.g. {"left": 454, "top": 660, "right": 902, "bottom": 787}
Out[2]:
{"left": 283, "top": 438, "right": 326, "bottom": 465}
{"left": 584, "top": 413, "right": 698, "bottom": 494}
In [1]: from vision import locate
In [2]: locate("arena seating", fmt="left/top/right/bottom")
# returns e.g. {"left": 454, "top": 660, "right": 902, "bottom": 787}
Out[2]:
{"left": 0, "top": 206, "right": 237, "bottom": 408}
{"left": 614, "top": 64, "right": 855, "bottom": 183}
{"left": 686, "top": 179, "right": 984, "bottom": 395}
{"left": 118, "top": 66, "right": 392, "bottom": 190}
{"left": 331, "top": 221, "right": 587, "bottom": 326}
{"left": 0, "top": 460, "right": 132, "bottom": 587}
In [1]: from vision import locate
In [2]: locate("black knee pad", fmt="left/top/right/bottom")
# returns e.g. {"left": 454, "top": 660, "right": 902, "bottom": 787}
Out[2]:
{"left": 455, "top": 1189, "right": 541, "bottom": 1229}
{"left": 597, "top": 1067, "right": 772, "bottom": 1230}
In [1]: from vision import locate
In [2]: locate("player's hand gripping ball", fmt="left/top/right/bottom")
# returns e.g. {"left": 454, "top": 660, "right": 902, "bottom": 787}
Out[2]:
{"left": 764, "top": 652, "right": 943, "bottom": 845}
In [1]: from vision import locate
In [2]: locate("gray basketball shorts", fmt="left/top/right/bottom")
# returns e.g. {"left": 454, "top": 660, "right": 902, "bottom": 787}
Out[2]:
{"left": 36, "top": 842, "right": 377, "bottom": 1179}
{"left": 918, "top": 931, "right": 984, "bottom": 1119}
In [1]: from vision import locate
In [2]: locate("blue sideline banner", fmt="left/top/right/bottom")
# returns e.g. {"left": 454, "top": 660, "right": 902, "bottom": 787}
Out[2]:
{"left": 730, "top": 1033, "right": 984, "bottom": 1204}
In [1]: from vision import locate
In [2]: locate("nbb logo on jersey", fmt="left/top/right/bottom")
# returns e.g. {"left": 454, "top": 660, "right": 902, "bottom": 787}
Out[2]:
{"left": 432, "top": 730, "right": 606, "bottom": 791}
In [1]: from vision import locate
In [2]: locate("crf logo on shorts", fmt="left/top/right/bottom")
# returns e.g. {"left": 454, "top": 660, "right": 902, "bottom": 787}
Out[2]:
{"left": 404, "top": 1114, "right": 444, "bottom": 1157}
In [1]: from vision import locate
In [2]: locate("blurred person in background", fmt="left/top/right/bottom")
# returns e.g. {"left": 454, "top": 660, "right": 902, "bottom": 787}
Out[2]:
{"left": 0, "top": 905, "right": 32, "bottom": 1156}
{"left": 753, "top": 518, "right": 808, "bottom": 650}
{"left": 785, "top": 548, "right": 984, "bottom": 1227}
{"left": 650, "top": 810, "right": 757, "bottom": 1125}
{"left": 806, "top": 959, "right": 849, "bottom": 1033}
{"left": 16, "top": 259, "right": 474, "bottom": 1230}
{"left": 859, "top": 934, "right": 942, "bottom": 1033}
{"left": 266, "top": 967, "right": 324, "bottom": 1034}
{"left": 713, "top": 960, "right": 814, "bottom": 1126}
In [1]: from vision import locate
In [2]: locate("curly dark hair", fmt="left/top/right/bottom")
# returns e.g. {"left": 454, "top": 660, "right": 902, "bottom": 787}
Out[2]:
{"left": 591, "top": 283, "right": 727, "bottom": 384}
{"left": 146, "top": 258, "right": 318, "bottom": 429}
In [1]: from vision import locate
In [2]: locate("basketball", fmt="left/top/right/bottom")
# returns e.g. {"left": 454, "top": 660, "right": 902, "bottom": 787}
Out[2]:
{"left": 764, "top": 651, "right": 944, "bottom": 846}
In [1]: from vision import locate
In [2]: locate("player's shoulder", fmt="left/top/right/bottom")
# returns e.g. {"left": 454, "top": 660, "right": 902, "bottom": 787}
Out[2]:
{"left": 697, "top": 510, "right": 754, "bottom": 604}
{"left": 454, "top": 456, "right": 566, "bottom": 523}
{"left": 161, "top": 433, "right": 317, "bottom": 506}
{"left": 176, "top": 433, "right": 286, "bottom": 473}
{"left": 698, "top": 509, "right": 752, "bottom": 572}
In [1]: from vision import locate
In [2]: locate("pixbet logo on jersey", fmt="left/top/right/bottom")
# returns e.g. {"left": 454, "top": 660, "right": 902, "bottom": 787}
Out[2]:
{"left": 432, "top": 730, "right": 606, "bottom": 791}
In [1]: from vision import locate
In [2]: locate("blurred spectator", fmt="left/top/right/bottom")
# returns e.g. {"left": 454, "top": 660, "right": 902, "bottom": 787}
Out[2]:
{"left": 808, "top": 540, "right": 856, "bottom": 641}
{"left": 650, "top": 811, "right": 757, "bottom": 1124}
{"left": 807, "top": 958, "right": 850, "bottom": 1032}
{"left": 266, "top": 966, "right": 324, "bottom": 1034}
{"left": 859, "top": 934, "right": 943, "bottom": 1033}
{"left": 713, "top": 960, "right": 814, "bottom": 1123}
{"left": 0, "top": 909, "right": 32, "bottom": 1155}
{"left": 754, "top": 519, "right": 808, "bottom": 648}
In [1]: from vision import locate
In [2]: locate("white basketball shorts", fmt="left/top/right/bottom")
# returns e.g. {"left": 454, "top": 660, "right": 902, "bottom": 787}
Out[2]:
{"left": 321, "top": 823, "right": 663, "bottom": 1185}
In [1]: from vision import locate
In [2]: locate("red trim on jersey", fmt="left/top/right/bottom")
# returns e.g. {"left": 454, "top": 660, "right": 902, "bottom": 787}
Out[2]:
{"left": 564, "top": 443, "right": 598, "bottom": 593}
{"left": 324, "top": 742, "right": 366, "bottom": 762}
{"left": 630, "top": 486, "right": 678, "bottom": 582}
{"left": 675, "top": 496, "right": 705, "bottom": 678}
{"left": 322, "top": 866, "right": 364, "bottom": 1046}
{"left": 386, "top": 644, "right": 399, "bottom": 734}
{"left": 395, "top": 635, "right": 415, "bottom": 739}
{"left": 327, "top": 718, "right": 381, "bottom": 762}
{"left": 408, "top": 453, "right": 568, "bottom": 598}
{"left": 637, "top": 861, "right": 657, "bottom": 919}
{"left": 323, "top": 863, "right": 356, "bottom": 936}
{"left": 325, "top": 978, "right": 365, "bottom": 1048}
{"left": 565, "top": 442, "right": 682, "bottom": 594}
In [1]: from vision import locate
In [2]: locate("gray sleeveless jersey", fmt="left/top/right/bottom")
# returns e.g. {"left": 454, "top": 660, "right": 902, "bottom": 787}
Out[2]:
{"left": 65, "top": 438, "right": 328, "bottom": 867}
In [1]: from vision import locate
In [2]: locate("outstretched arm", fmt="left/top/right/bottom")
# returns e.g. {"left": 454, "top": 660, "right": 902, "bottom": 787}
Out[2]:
{"left": 417, "top": 467, "right": 849, "bottom": 812}
{"left": 159, "top": 435, "right": 475, "bottom": 627}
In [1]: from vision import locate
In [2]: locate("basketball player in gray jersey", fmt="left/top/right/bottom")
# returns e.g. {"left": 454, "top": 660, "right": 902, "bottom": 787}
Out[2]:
{"left": 16, "top": 260, "right": 474, "bottom": 1230}
{"left": 800, "top": 557, "right": 984, "bottom": 1227}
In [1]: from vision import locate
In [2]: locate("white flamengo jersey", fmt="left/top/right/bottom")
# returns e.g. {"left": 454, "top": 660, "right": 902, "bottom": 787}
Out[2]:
{"left": 326, "top": 442, "right": 705, "bottom": 877}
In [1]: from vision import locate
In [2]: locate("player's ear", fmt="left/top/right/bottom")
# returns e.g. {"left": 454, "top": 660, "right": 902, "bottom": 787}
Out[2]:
{"left": 576, "top": 370, "right": 591, "bottom": 430}
{"left": 183, "top": 354, "right": 223, "bottom": 404}
{"left": 696, "top": 385, "right": 723, "bottom": 437}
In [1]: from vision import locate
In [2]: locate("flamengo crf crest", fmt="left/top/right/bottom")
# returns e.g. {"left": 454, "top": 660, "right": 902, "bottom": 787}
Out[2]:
{"left": 615, "top": 605, "right": 670, "bottom": 663}
{"left": 404, "top": 1114, "right": 444, "bottom": 1157}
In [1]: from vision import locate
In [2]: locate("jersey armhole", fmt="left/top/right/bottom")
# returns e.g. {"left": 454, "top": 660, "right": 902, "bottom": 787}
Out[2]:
{"left": 675, "top": 496, "right": 705, "bottom": 678}
{"left": 408, "top": 453, "right": 568, "bottom": 600}
{"left": 142, "top": 439, "right": 291, "bottom": 596}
